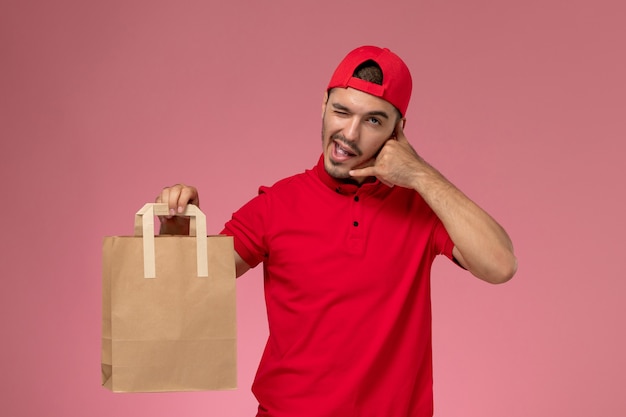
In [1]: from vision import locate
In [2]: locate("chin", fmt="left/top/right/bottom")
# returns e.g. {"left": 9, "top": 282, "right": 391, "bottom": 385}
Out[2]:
{"left": 324, "top": 158, "right": 351, "bottom": 180}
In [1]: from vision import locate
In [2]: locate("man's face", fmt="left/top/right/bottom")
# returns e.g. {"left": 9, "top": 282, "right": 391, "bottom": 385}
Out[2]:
{"left": 321, "top": 87, "right": 400, "bottom": 183}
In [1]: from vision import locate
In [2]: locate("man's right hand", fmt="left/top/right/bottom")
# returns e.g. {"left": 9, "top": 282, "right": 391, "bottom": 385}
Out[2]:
{"left": 155, "top": 184, "right": 199, "bottom": 235}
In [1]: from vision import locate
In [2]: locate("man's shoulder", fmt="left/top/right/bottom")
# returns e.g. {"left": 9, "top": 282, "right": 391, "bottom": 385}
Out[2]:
{"left": 258, "top": 165, "right": 318, "bottom": 196}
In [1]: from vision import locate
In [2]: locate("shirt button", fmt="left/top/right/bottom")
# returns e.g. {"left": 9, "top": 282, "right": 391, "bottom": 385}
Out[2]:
{"left": 354, "top": 196, "right": 359, "bottom": 202}
{"left": 353, "top": 221, "right": 359, "bottom": 227}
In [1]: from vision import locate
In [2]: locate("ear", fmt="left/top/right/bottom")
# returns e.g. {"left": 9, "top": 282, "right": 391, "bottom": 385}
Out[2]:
{"left": 321, "top": 91, "right": 329, "bottom": 118}
{"left": 392, "top": 117, "right": 407, "bottom": 139}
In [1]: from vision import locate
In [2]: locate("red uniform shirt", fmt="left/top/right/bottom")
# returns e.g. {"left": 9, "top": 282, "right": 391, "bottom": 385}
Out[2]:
{"left": 222, "top": 155, "right": 455, "bottom": 417}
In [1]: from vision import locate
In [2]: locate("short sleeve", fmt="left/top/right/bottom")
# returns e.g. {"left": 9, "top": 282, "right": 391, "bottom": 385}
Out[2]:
{"left": 432, "top": 218, "right": 455, "bottom": 261}
{"left": 220, "top": 186, "right": 271, "bottom": 269}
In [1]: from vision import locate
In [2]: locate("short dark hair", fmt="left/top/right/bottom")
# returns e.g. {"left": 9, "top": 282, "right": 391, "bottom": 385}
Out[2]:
{"left": 352, "top": 60, "right": 384, "bottom": 85}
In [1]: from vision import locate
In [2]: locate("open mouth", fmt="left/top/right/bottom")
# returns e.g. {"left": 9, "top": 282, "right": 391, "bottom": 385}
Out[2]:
{"left": 333, "top": 140, "right": 357, "bottom": 158}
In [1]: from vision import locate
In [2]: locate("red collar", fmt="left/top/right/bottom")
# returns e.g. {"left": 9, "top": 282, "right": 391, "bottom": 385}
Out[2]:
{"left": 313, "top": 154, "right": 387, "bottom": 196}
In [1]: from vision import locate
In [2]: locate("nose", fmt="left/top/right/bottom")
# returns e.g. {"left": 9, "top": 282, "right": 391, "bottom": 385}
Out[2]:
{"left": 342, "top": 116, "right": 360, "bottom": 141}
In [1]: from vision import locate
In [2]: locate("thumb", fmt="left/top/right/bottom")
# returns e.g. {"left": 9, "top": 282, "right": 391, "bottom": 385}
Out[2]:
{"left": 349, "top": 165, "right": 376, "bottom": 178}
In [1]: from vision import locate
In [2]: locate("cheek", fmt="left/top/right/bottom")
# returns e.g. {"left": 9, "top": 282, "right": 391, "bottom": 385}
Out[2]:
{"left": 322, "top": 115, "right": 339, "bottom": 132}
{"left": 321, "top": 117, "right": 340, "bottom": 142}
{"left": 361, "top": 135, "right": 389, "bottom": 156}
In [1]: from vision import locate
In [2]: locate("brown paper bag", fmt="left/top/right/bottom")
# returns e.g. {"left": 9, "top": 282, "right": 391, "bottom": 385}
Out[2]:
{"left": 101, "top": 203, "right": 237, "bottom": 392}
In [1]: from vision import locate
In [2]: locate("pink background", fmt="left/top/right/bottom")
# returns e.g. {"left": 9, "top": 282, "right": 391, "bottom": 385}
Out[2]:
{"left": 2, "top": 0, "right": 624, "bottom": 416}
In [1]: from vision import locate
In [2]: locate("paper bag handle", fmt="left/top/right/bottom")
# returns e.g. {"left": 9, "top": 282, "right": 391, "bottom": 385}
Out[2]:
{"left": 134, "top": 203, "right": 208, "bottom": 279}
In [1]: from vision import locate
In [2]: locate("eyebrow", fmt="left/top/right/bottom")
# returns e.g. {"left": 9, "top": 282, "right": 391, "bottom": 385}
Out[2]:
{"left": 331, "top": 102, "right": 390, "bottom": 119}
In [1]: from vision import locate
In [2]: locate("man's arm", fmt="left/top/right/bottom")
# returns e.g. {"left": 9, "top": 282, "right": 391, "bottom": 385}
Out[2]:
{"left": 156, "top": 184, "right": 251, "bottom": 278}
{"left": 349, "top": 122, "right": 517, "bottom": 284}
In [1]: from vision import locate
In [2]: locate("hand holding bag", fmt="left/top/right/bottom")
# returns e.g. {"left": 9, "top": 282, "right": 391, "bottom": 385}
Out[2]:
{"left": 101, "top": 203, "right": 237, "bottom": 392}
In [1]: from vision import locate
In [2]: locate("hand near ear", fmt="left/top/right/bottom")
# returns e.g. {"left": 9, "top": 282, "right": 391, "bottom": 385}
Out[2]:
{"left": 349, "top": 120, "right": 424, "bottom": 189}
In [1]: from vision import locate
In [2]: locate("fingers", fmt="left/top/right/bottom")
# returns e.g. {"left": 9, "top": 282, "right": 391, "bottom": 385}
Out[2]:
{"left": 348, "top": 153, "right": 378, "bottom": 180}
{"left": 156, "top": 184, "right": 199, "bottom": 217}
{"left": 349, "top": 119, "right": 413, "bottom": 184}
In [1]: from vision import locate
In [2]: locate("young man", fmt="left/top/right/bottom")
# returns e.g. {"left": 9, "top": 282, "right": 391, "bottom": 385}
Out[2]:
{"left": 158, "top": 45, "right": 517, "bottom": 417}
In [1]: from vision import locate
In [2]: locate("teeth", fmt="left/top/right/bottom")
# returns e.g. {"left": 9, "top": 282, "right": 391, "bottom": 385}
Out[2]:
{"left": 336, "top": 142, "right": 352, "bottom": 156}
